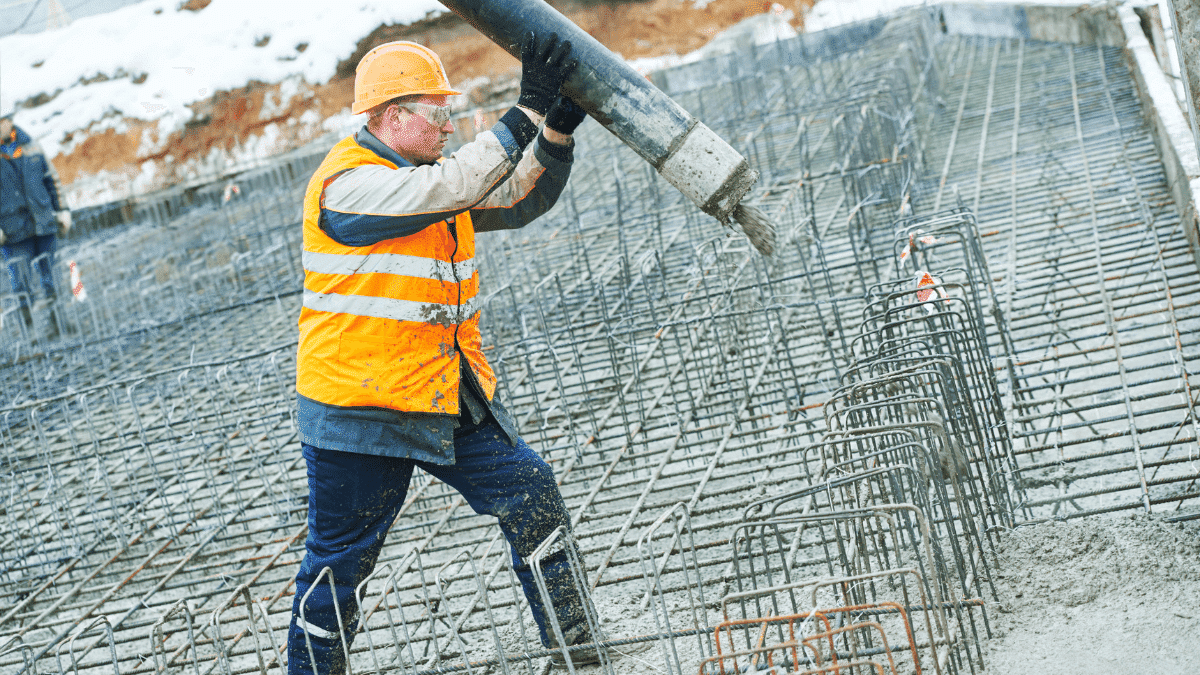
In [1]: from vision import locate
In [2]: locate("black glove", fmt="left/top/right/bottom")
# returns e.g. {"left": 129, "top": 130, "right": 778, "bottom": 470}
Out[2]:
{"left": 545, "top": 96, "right": 587, "bottom": 135}
{"left": 517, "top": 31, "right": 576, "bottom": 116}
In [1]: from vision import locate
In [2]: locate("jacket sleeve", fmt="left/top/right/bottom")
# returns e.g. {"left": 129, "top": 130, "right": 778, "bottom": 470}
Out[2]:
{"left": 470, "top": 134, "right": 573, "bottom": 233}
{"left": 320, "top": 125, "right": 523, "bottom": 247}
{"left": 31, "top": 142, "right": 64, "bottom": 212}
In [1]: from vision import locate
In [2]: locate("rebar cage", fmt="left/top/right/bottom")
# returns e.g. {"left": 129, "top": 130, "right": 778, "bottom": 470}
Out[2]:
{"left": 2, "top": 6, "right": 1199, "bottom": 675}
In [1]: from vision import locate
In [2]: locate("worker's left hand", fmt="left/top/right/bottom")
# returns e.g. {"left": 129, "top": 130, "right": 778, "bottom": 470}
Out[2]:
{"left": 56, "top": 210, "right": 72, "bottom": 237}
{"left": 546, "top": 95, "right": 587, "bottom": 136}
{"left": 518, "top": 31, "right": 577, "bottom": 116}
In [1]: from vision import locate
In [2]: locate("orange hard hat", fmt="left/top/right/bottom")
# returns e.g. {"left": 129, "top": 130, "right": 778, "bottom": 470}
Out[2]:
{"left": 352, "top": 42, "right": 461, "bottom": 115}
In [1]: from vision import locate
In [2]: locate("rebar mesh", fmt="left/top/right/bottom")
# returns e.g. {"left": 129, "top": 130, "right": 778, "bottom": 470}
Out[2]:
{"left": 2, "top": 8, "right": 1199, "bottom": 675}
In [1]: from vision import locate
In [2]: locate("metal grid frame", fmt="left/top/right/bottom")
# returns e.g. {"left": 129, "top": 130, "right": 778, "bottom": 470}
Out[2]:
{"left": 2, "top": 8, "right": 1199, "bottom": 675}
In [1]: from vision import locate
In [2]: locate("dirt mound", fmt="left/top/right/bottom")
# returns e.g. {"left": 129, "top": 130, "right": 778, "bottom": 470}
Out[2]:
{"left": 50, "top": 0, "right": 812, "bottom": 205}
{"left": 985, "top": 513, "right": 1200, "bottom": 674}
{"left": 345, "top": 0, "right": 806, "bottom": 84}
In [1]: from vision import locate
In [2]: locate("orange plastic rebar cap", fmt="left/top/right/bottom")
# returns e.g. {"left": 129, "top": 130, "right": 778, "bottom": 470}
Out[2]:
{"left": 352, "top": 41, "right": 461, "bottom": 115}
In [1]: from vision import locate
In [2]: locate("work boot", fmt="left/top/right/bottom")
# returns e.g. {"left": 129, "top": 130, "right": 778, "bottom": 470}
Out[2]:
{"left": 548, "top": 631, "right": 609, "bottom": 669}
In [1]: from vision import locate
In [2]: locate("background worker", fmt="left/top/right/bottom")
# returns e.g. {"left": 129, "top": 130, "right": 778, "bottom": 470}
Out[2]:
{"left": 289, "top": 33, "right": 597, "bottom": 675}
{"left": 0, "top": 112, "right": 71, "bottom": 335}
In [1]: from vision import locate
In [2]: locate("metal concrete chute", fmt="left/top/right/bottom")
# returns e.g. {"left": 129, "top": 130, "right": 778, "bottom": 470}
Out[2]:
{"left": 437, "top": 0, "right": 777, "bottom": 256}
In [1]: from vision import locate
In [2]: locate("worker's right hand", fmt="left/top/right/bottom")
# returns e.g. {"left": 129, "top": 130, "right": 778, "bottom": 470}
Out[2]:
{"left": 518, "top": 31, "right": 577, "bottom": 116}
{"left": 57, "top": 210, "right": 72, "bottom": 238}
{"left": 0, "top": 229, "right": 5, "bottom": 246}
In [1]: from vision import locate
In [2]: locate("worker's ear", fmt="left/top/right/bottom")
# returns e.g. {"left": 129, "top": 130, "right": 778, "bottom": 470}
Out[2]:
{"left": 388, "top": 104, "right": 406, "bottom": 129}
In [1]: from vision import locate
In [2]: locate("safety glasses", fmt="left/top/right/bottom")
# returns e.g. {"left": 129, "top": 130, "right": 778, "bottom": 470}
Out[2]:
{"left": 401, "top": 102, "right": 453, "bottom": 128}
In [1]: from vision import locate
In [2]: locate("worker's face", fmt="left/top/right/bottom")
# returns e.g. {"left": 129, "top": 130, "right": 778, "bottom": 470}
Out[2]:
{"left": 392, "top": 95, "right": 454, "bottom": 165}
{"left": 0, "top": 118, "right": 12, "bottom": 140}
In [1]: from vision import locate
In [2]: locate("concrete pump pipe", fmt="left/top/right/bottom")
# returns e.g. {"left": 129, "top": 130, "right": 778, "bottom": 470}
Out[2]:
{"left": 437, "top": 0, "right": 775, "bottom": 255}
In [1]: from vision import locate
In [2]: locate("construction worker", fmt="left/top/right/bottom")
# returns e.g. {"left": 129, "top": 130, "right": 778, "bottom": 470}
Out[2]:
{"left": 289, "top": 34, "right": 597, "bottom": 675}
{"left": 0, "top": 111, "right": 70, "bottom": 336}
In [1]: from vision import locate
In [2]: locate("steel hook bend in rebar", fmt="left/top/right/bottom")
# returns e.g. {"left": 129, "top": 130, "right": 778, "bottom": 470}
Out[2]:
{"left": 56, "top": 616, "right": 119, "bottom": 675}
{"left": 634, "top": 502, "right": 713, "bottom": 675}
{"left": 529, "top": 526, "right": 612, "bottom": 674}
{"left": 0, "top": 636, "right": 36, "bottom": 675}
{"left": 434, "top": 548, "right": 512, "bottom": 675}
{"left": 297, "top": 566, "right": 354, "bottom": 675}
{"left": 149, "top": 597, "right": 200, "bottom": 675}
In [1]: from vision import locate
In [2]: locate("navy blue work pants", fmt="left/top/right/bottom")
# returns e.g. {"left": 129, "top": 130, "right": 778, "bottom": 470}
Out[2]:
{"left": 287, "top": 420, "right": 585, "bottom": 675}
{"left": 2, "top": 233, "right": 57, "bottom": 303}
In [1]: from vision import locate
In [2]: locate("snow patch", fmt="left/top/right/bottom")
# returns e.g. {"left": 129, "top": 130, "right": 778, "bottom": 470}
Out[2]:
{"left": 297, "top": 108, "right": 321, "bottom": 127}
{"left": 322, "top": 108, "right": 366, "bottom": 137}
{"left": 803, "top": 0, "right": 1106, "bottom": 32}
{"left": 1, "top": 0, "right": 446, "bottom": 157}
{"left": 260, "top": 75, "right": 307, "bottom": 121}
{"left": 628, "top": 3, "right": 798, "bottom": 73}
{"left": 803, "top": 0, "right": 931, "bottom": 32}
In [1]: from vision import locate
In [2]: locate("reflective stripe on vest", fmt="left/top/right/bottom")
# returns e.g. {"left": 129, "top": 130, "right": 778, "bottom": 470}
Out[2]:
{"left": 302, "top": 249, "right": 476, "bottom": 282}
{"left": 302, "top": 289, "right": 479, "bottom": 325}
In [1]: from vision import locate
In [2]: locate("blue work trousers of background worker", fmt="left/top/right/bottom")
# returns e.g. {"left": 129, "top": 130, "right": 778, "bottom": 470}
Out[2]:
{"left": 288, "top": 419, "right": 588, "bottom": 675}
{"left": 2, "top": 232, "right": 57, "bottom": 305}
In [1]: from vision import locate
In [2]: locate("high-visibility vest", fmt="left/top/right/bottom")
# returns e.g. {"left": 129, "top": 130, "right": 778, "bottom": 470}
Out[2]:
{"left": 296, "top": 136, "right": 497, "bottom": 415}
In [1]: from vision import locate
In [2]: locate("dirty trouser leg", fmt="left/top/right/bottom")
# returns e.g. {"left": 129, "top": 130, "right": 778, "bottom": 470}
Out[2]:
{"left": 2, "top": 235, "right": 57, "bottom": 304}
{"left": 419, "top": 420, "right": 588, "bottom": 649}
{"left": 288, "top": 444, "right": 414, "bottom": 675}
{"left": 1, "top": 240, "right": 34, "bottom": 308}
{"left": 29, "top": 234, "right": 57, "bottom": 298}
